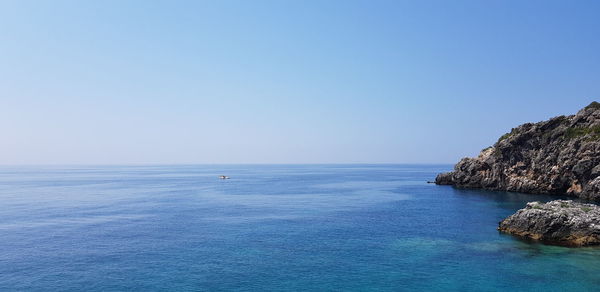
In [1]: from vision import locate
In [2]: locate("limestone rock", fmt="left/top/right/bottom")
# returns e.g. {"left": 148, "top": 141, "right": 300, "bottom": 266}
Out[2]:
{"left": 436, "top": 102, "right": 600, "bottom": 200}
{"left": 498, "top": 200, "right": 600, "bottom": 246}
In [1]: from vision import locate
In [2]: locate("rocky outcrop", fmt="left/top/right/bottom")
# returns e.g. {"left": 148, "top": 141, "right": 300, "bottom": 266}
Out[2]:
{"left": 498, "top": 200, "right": 600, "bottom": 246}
{"left": 436, "top": 102, "right": 600, "bottom": 200}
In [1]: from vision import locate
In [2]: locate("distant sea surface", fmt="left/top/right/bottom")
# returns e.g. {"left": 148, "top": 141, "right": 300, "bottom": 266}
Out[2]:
{"left": 1, "top": 165, "right": 599, "bottom": 291}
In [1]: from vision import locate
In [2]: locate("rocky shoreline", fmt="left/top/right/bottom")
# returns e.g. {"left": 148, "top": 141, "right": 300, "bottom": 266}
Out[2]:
{"left": 436, "top": 102, "right": 600, "bottom": 246}
{"left": 498, "top": 200, "right": 600, "bottom": 246}
{"left": 436, "top": 102, "right": 600, "bottom": 200}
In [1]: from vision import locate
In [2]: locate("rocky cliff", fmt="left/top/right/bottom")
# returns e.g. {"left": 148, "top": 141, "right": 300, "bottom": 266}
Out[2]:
{"left": 436, "top": 102, "right": 600, "bottom": 200}
{"left": 498, "top": 200, "right": 600, "bottom": 246}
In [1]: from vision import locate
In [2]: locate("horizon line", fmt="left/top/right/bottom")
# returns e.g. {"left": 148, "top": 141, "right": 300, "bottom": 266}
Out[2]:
{"left": 0, "top": 162, "right": 456, "bottom": 167}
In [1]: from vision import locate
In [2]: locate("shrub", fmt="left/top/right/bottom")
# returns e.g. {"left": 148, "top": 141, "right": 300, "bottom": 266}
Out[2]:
{"left": 564, "top": 125, "right": 600, "bottom": 140}
{"left": 497, "top": 128, "right": 518, "bottom": 143}
{"left": 585, "top": 101, "right": 600, "bottom": 110}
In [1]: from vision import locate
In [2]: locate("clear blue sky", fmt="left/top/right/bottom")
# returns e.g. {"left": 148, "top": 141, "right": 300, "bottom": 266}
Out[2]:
{"left": 1, "top": 0, "right": 599, "bottom": 164}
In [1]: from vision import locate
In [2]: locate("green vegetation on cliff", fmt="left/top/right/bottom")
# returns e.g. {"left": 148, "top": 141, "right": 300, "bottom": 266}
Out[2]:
{"left": 564, "top": 125, "right": 600, "bottom": 140}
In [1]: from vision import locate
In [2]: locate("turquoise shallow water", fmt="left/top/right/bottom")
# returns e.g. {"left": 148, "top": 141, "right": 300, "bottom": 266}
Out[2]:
{"left": 1, "top": 164, "right": 599, "bottom": 291}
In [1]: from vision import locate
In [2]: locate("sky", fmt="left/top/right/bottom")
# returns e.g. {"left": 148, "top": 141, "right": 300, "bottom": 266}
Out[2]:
{"left": 1, "top": 0, "right": 599, "bottom": 164}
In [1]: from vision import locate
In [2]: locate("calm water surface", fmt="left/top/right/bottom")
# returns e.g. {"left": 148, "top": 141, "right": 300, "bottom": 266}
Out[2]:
{"left": 1, "top": 165, "right": 599, "bottom": 291}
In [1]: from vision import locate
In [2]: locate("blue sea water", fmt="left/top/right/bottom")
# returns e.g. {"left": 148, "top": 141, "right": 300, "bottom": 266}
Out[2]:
{"left": 1, "top": 164, "right": 600, "bottom": 291}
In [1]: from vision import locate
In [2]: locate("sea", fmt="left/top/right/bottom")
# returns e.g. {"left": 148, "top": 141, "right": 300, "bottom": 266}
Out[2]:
{"left": 1, "top": 164, "right": 599, "bottom": 291}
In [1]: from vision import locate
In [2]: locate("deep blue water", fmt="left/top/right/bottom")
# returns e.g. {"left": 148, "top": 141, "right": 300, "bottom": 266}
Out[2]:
{"left": 1, "top": 165, "right": 600, "bottom": 291}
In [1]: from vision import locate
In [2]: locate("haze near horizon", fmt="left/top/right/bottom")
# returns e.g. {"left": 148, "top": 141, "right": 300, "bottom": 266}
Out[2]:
{"left": 1, "top": 0, "right": 599, "bottom": 164}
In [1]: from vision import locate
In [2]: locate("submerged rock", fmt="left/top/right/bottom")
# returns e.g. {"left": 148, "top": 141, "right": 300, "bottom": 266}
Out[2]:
{"left": 436, "top": 102, "right": 600, "bottom": 200}
{"left": 498, "top": 200, "right": 600, "bottom": 246}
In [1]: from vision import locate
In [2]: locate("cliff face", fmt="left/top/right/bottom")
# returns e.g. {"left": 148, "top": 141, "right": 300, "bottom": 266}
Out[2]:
{"left": 498, "top": 200, "right": 600, "bottom": 246}
{"left": 436, "top": 102, "right": 600, "bottom": 200}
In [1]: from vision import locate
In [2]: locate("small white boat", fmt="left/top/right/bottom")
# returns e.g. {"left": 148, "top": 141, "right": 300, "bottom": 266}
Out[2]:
{"left": 219, "top": 175, "right": 230, "bottom": 180}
